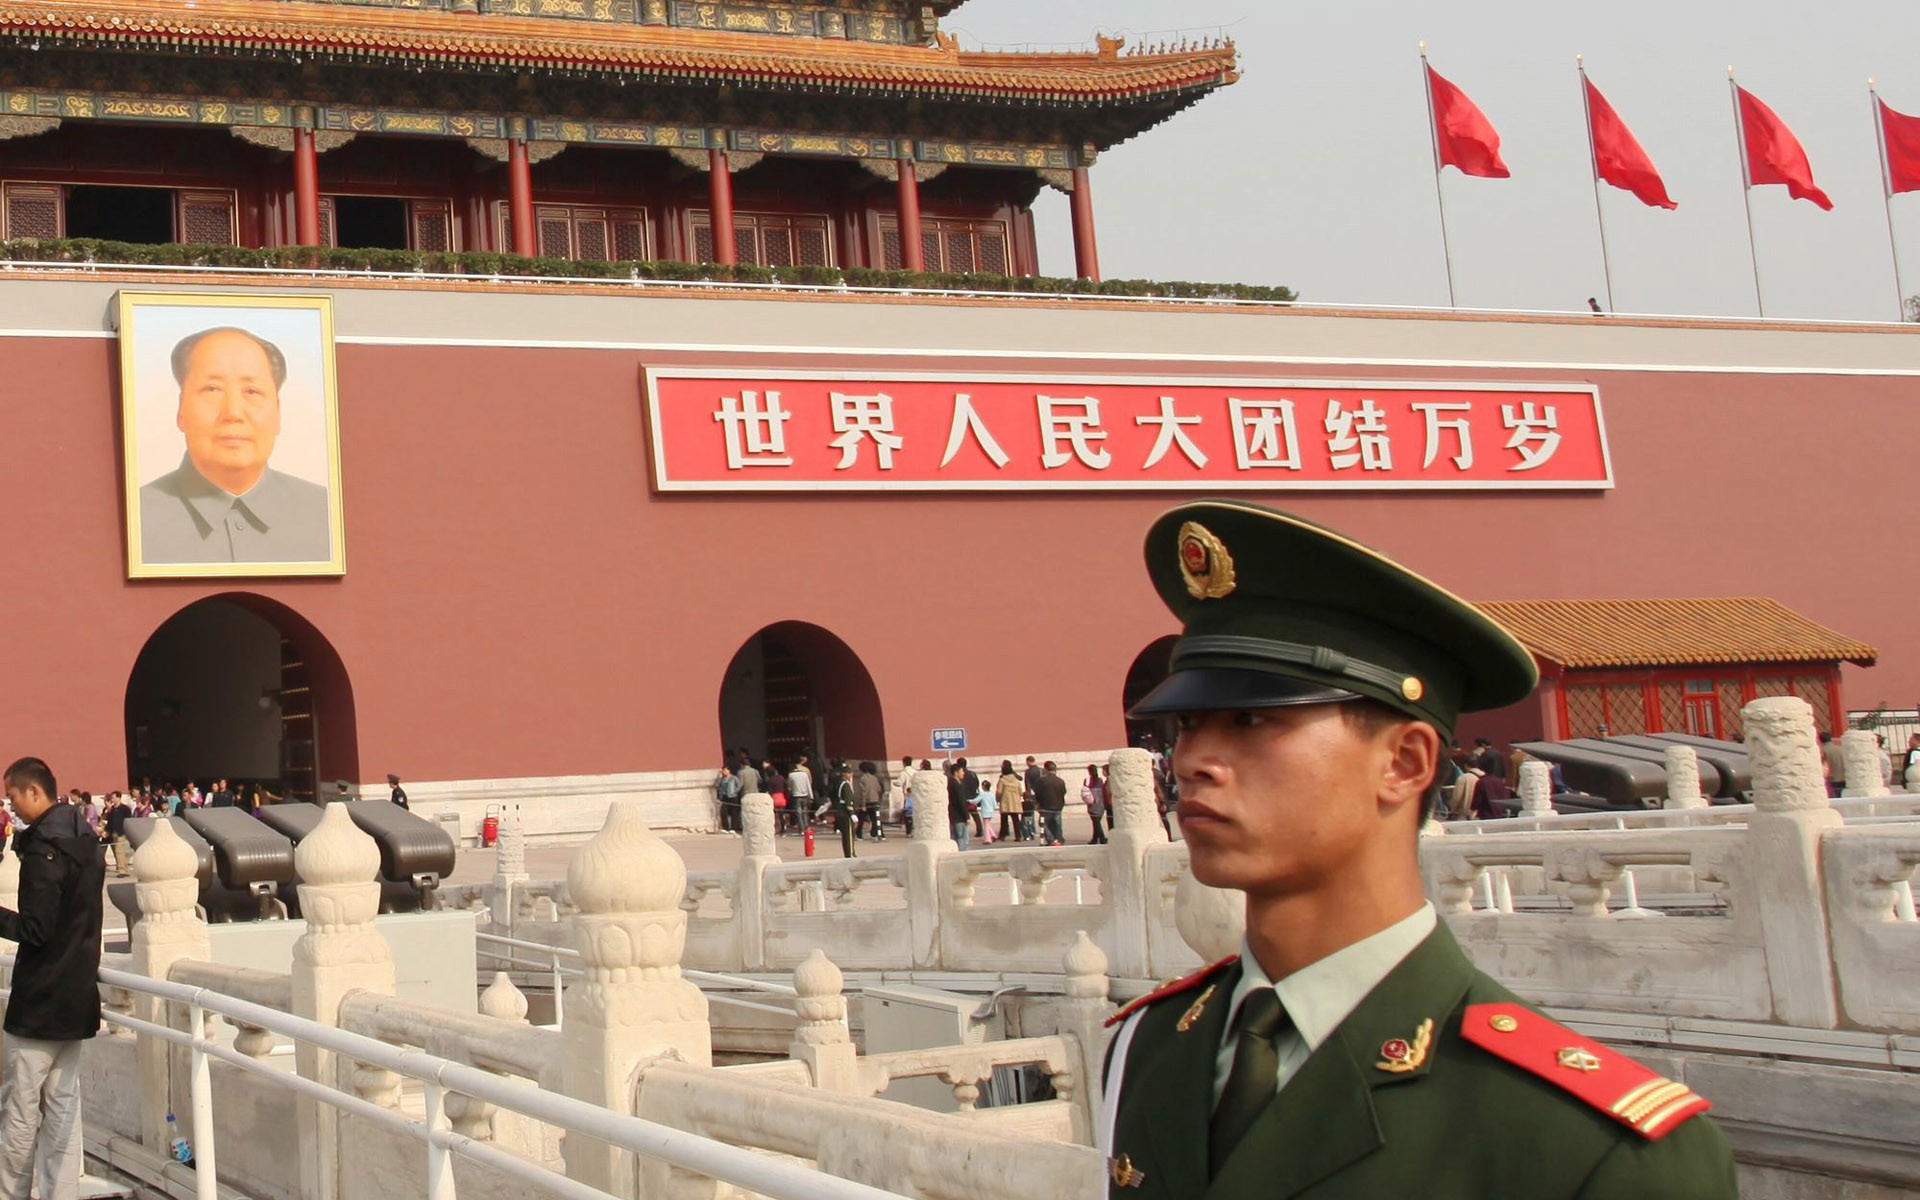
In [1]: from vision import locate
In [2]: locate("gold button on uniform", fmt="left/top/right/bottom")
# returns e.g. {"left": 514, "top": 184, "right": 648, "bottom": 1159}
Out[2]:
{"left": 1489, "top": 1014, "right": 1519, "bottom": 1033}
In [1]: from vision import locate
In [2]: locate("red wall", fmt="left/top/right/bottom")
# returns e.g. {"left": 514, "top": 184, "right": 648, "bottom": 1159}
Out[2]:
{"left": 0, "top": 333, "right": 1912, "bottom": 792}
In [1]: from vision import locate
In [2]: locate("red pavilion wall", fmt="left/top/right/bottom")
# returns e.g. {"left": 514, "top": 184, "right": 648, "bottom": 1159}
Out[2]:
{"left": 0, "top": 332, "right": 1911, "bottom": 792}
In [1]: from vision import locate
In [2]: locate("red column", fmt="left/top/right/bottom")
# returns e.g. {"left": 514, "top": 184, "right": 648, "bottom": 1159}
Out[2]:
{"left": 895, "top": 158, "right": 925, "bottom": 272}
{"left": 1070, "top": 166, "right": 1101, "bottom": 282}
{"left": 292, "top": 128, "right": 320, "bottom": 247}
{"left": 708, "top": 148, "right": 737, "bottom": 266}
{"left": 508, "top": 137, "right": 536, "bottom": 258}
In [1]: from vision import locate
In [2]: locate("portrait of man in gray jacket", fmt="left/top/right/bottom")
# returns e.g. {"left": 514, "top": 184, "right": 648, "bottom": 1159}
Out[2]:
{"left": 136, "top": 324, "right": 333, "bottom": 567}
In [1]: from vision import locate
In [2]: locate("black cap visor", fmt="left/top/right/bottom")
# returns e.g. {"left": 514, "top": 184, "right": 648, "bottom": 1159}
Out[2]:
{"left": 1127, "top": 667, "right": 1360, "bottom": 719}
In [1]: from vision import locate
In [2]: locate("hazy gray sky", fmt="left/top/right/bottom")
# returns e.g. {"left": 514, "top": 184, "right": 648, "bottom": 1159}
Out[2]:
{"left": 950, "top": 1, "right": 1920, "bottom": 321}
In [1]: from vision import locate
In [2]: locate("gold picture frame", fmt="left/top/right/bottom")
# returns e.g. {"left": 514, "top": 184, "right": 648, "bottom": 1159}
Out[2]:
{"left": 116, "top": 292, "right": 345, "bottom": 579}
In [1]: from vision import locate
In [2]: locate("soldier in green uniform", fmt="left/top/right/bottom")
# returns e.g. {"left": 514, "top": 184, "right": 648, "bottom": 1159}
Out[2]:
{"left": 1099, "top": 499, "right": 1736, "bottom": 1200}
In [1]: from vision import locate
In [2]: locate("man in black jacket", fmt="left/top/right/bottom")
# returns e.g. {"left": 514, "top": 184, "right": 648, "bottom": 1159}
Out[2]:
{"left": 1032, "top": 761, "right": 1069, "bottom": 846}
{"left": 0, "top": 758, "right": 103, "bottom": 1200}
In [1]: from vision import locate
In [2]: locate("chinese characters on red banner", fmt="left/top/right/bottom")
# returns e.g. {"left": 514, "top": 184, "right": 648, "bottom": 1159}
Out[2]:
{"left": 647, "top": 372, "right": 1612, "bottom": 491}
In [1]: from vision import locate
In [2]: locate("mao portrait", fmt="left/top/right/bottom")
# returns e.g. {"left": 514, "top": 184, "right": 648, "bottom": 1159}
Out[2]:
{"left": 118, "top": 293, "right": 345, "bottom": 578}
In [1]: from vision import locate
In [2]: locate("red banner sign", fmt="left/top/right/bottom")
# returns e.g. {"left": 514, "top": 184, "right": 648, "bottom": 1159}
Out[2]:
{"left": 644, "top": 369, "right": 1613, "bottom": 492}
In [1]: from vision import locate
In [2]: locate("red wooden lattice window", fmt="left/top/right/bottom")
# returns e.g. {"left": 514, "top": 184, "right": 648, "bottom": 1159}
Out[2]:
{"left": 689, "top": 211, "right": 833, "bottom": 268}
{"left": 500, "top": 203, "right": 650, "bottom": 262}
{"left": 877, "top": 216, "right": 1010, "bottom": 274}
{"left": 411, "top": 200, "right": 453, "bottom": 254}
{"left": 1, "top": 183, "right": 63, "bottom": 240}
{"left": 176, "top": 191, "right": 238, "bottom": 245}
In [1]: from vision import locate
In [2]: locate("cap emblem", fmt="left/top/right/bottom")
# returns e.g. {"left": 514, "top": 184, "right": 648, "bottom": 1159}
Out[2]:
{"left": 1401, "top": 677, "right": 1425, "bottom": 703}
{"left": 1177, "top": 522, "right": 1237, "bottom": 601}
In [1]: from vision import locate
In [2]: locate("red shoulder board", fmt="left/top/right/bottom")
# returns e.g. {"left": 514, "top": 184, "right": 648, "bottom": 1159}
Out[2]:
{"left": 1105, "top": 955, "right": 1239, "bottom": 1028}
{"left": 1461, "top": 1003, "right": 1710, "bottom": 1141}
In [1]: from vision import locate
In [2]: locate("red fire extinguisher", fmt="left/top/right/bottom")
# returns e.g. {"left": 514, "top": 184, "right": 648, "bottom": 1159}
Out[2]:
{"left": 802, "top": 825, "right": 816, "bottom": 857}
{"left": 481, "top": 805, "right": 500, "bottom": 848}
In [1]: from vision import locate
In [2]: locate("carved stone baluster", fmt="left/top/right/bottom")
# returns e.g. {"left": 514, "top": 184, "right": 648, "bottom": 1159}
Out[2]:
{"left": 1744, "top": 697, "right": 1843, "bottom": 1028}
{"left": 1664, "top": 746, "right": 1707, "bottom": 810}
{"left": 130, "top": 822, "right": 210, "bottom": 1158}
{"left": 1547, "top": 847, "right": 1623, "bottom": 918}
{"left": 1518, "top": 759, "right": 1554, "bottom": 816}
{"left": 1841, "top": 730, "right": 1890, "bottom": 800}
{"left": 562, "top": 800, "right": 711, "bottom": 1195}
{"left": 291, "top": 804, "right": 395, "bottom": 1200}
{"left": 790, "top": 949, "right": 860, "bottom": 1093}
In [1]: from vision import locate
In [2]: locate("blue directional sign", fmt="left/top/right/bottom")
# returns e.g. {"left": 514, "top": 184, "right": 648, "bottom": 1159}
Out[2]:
{"left": 931, "top": 727, "right": 968, "bottom": 753}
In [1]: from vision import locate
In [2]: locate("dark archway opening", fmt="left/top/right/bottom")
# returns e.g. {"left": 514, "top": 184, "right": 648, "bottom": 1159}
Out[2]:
{"left": 1122, "top": 635, "right": 1180, "bottom": 754}
{"left": 125, "top": 595, "right": 358, "bottom": 803}
{"left": 718, "top": 622, "right": 886, "bottom": 772}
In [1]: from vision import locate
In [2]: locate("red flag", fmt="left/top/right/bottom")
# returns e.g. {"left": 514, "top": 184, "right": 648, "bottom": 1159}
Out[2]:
{"left": 1877, "top": 97, "right": 1920, "bottom": 195}
{"left": 1736, "top": 86, "right": 1832, "bottom": 209}
{"left": 1584, "top": 77, "right": 1676, "bottom": 209}
{"left": 1426, "top": 65, "right": 1510, "bottom": 178}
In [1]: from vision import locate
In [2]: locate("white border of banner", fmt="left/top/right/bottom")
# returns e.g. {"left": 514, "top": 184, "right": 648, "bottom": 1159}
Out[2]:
{"left": 642, "top": 365, "right": 1614, "bottom": 494}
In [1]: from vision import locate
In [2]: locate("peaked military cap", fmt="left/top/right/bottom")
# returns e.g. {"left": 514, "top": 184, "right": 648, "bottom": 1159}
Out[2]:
{"left": 1127, "top": 499, "right": 1537, "bottom": 733}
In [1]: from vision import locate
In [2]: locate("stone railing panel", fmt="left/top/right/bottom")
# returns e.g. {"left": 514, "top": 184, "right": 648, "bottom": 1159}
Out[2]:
{"left": 1821, "top": 827, "right": 1920, "bottom": 1032}
{"left": 634, "top": 1061, "right": 1102, "bottom": 1200}
{"left": 1427, "top": 827, "right": 1774, "bottom": 1020}
{"left": 936, "top": 847, "right": 1110, "bottom": 974}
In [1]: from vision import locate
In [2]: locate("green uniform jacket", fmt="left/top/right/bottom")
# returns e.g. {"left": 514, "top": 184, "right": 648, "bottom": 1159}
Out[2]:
{"left": 1103, "top": 923, "right": 1736, "bottom": 1200}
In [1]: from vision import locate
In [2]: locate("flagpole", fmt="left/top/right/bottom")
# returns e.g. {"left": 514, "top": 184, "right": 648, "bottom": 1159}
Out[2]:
{"left": 1871, "top": 78, "right": 1908, "bottom": 320}
{"left": 1578, "top": 56, "right": 1616, "bottom": 314}
{"left": 1728, "top": 67, "right": 1766, "bottom": 317}
{"left": 1420, "top": 42, "right": 1459, "bottom": 309}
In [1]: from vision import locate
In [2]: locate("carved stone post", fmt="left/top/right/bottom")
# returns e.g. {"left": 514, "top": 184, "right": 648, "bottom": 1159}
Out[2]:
{"left": 1057, "top": 932, "right": 1112, "bottom": 1143}
{"left": 490, "top": 804, "right": 529, "bottom": 938}
{"left": 1518, "top": 759, "right": 1555, "bottom": 816}
{"left": 562, "top": 800, "right": 711, "bottom": 1197}
{"left": 1840, "top": 730, "right": 1890, "bottom": 799}
{"left": 788, "top": 949, "right": 859, "bottom": 1093}
{"left": 129, "top": 822, "right": 210, "bottom": 1157}
{"left": 734, "top": 792, "right": 777, "bottom": 972}
{"left": 1663, "top": 746, "right": 1707, "bottom": 810}
{"left": 1743, "top": 697, "right": 1842, "bottom": 1028}
{"left": 291, "top": 804, "right": 395, "bottom": 1200}
{"left": 905, "top": 770, "right": 956, "bottom": 969}
{"left": 1104, "top": 748, "right": 1167, "bottom": 980}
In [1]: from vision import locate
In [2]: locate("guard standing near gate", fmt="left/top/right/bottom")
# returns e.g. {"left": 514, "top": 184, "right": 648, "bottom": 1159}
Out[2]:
{"left": 1099, "top": 500, "right": 1736, "bottom": 1199}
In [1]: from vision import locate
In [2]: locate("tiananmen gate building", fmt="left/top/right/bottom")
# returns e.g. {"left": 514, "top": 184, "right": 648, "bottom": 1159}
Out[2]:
{"left": 0, "top": 1, "right": 1911, "bottom": 838}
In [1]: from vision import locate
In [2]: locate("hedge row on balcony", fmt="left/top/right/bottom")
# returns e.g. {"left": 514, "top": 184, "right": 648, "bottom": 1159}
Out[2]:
{"left": 0, "top": 238, "right": 1297, "bottom": 304}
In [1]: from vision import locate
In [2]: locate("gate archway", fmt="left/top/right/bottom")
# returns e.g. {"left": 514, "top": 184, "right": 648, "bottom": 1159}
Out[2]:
{"left": 717, "top": 622, "right": 885, "bottom": 770}
{"left": 124, "top": 594, "right": 358, "bottom": 803}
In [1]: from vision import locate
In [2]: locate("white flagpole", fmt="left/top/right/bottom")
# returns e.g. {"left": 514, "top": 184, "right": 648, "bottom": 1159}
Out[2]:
{"left": 1728, "top": 67, "right": 1766, "bottom": 317}
{"left": 1871, "top": 79, "right": 1909, "bottom": 320}
{"left": 1578, "top": 56, "right": 1616, "bottom": 314}
{"left": 1421, "top": 42, "right": 1459, "bottom": 309}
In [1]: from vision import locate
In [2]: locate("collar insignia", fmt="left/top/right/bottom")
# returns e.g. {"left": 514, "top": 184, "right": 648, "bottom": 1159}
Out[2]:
{"left": 1176, "top": 983, "right": 1217, "bottom": 1033}
{"left": 1375, "top": 1018, "right": 1434, "bottom": 1073}
{"left": 1177, "top": 521, "right": 1236, "bottom": 601}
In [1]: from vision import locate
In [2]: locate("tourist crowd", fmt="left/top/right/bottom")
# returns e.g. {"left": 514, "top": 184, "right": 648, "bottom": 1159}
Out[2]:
{"left": 713, "top": 742, "right": 1181, "bottom": 856}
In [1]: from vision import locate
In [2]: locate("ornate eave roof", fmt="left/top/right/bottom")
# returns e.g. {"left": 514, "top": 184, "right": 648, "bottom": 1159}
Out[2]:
{"left": 1476, "top": 597, "right": 1879, "bottom": 671}
{"left": 0, "top": 2, "right": 1238, "bottom": 110}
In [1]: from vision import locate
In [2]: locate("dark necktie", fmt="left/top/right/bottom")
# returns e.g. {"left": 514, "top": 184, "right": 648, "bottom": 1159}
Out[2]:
{"left": 1208, "top": 987, "right": 1289, "bottom": 1175}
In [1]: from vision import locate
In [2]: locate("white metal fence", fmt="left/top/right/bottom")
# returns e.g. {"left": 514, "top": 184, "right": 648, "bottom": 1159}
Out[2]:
{"left": 3, "top": 956, "right": 905, "bottom": 1200}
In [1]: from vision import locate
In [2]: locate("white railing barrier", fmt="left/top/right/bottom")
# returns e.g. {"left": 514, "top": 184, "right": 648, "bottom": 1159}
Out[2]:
{"left": 77, "top": 962, "right": 907, "bottom": 1200}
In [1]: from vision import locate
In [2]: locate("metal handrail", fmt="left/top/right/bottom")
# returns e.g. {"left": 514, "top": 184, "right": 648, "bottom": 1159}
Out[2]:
{"left": 64, "top": 961, "right": 906, "bottom": 1200}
